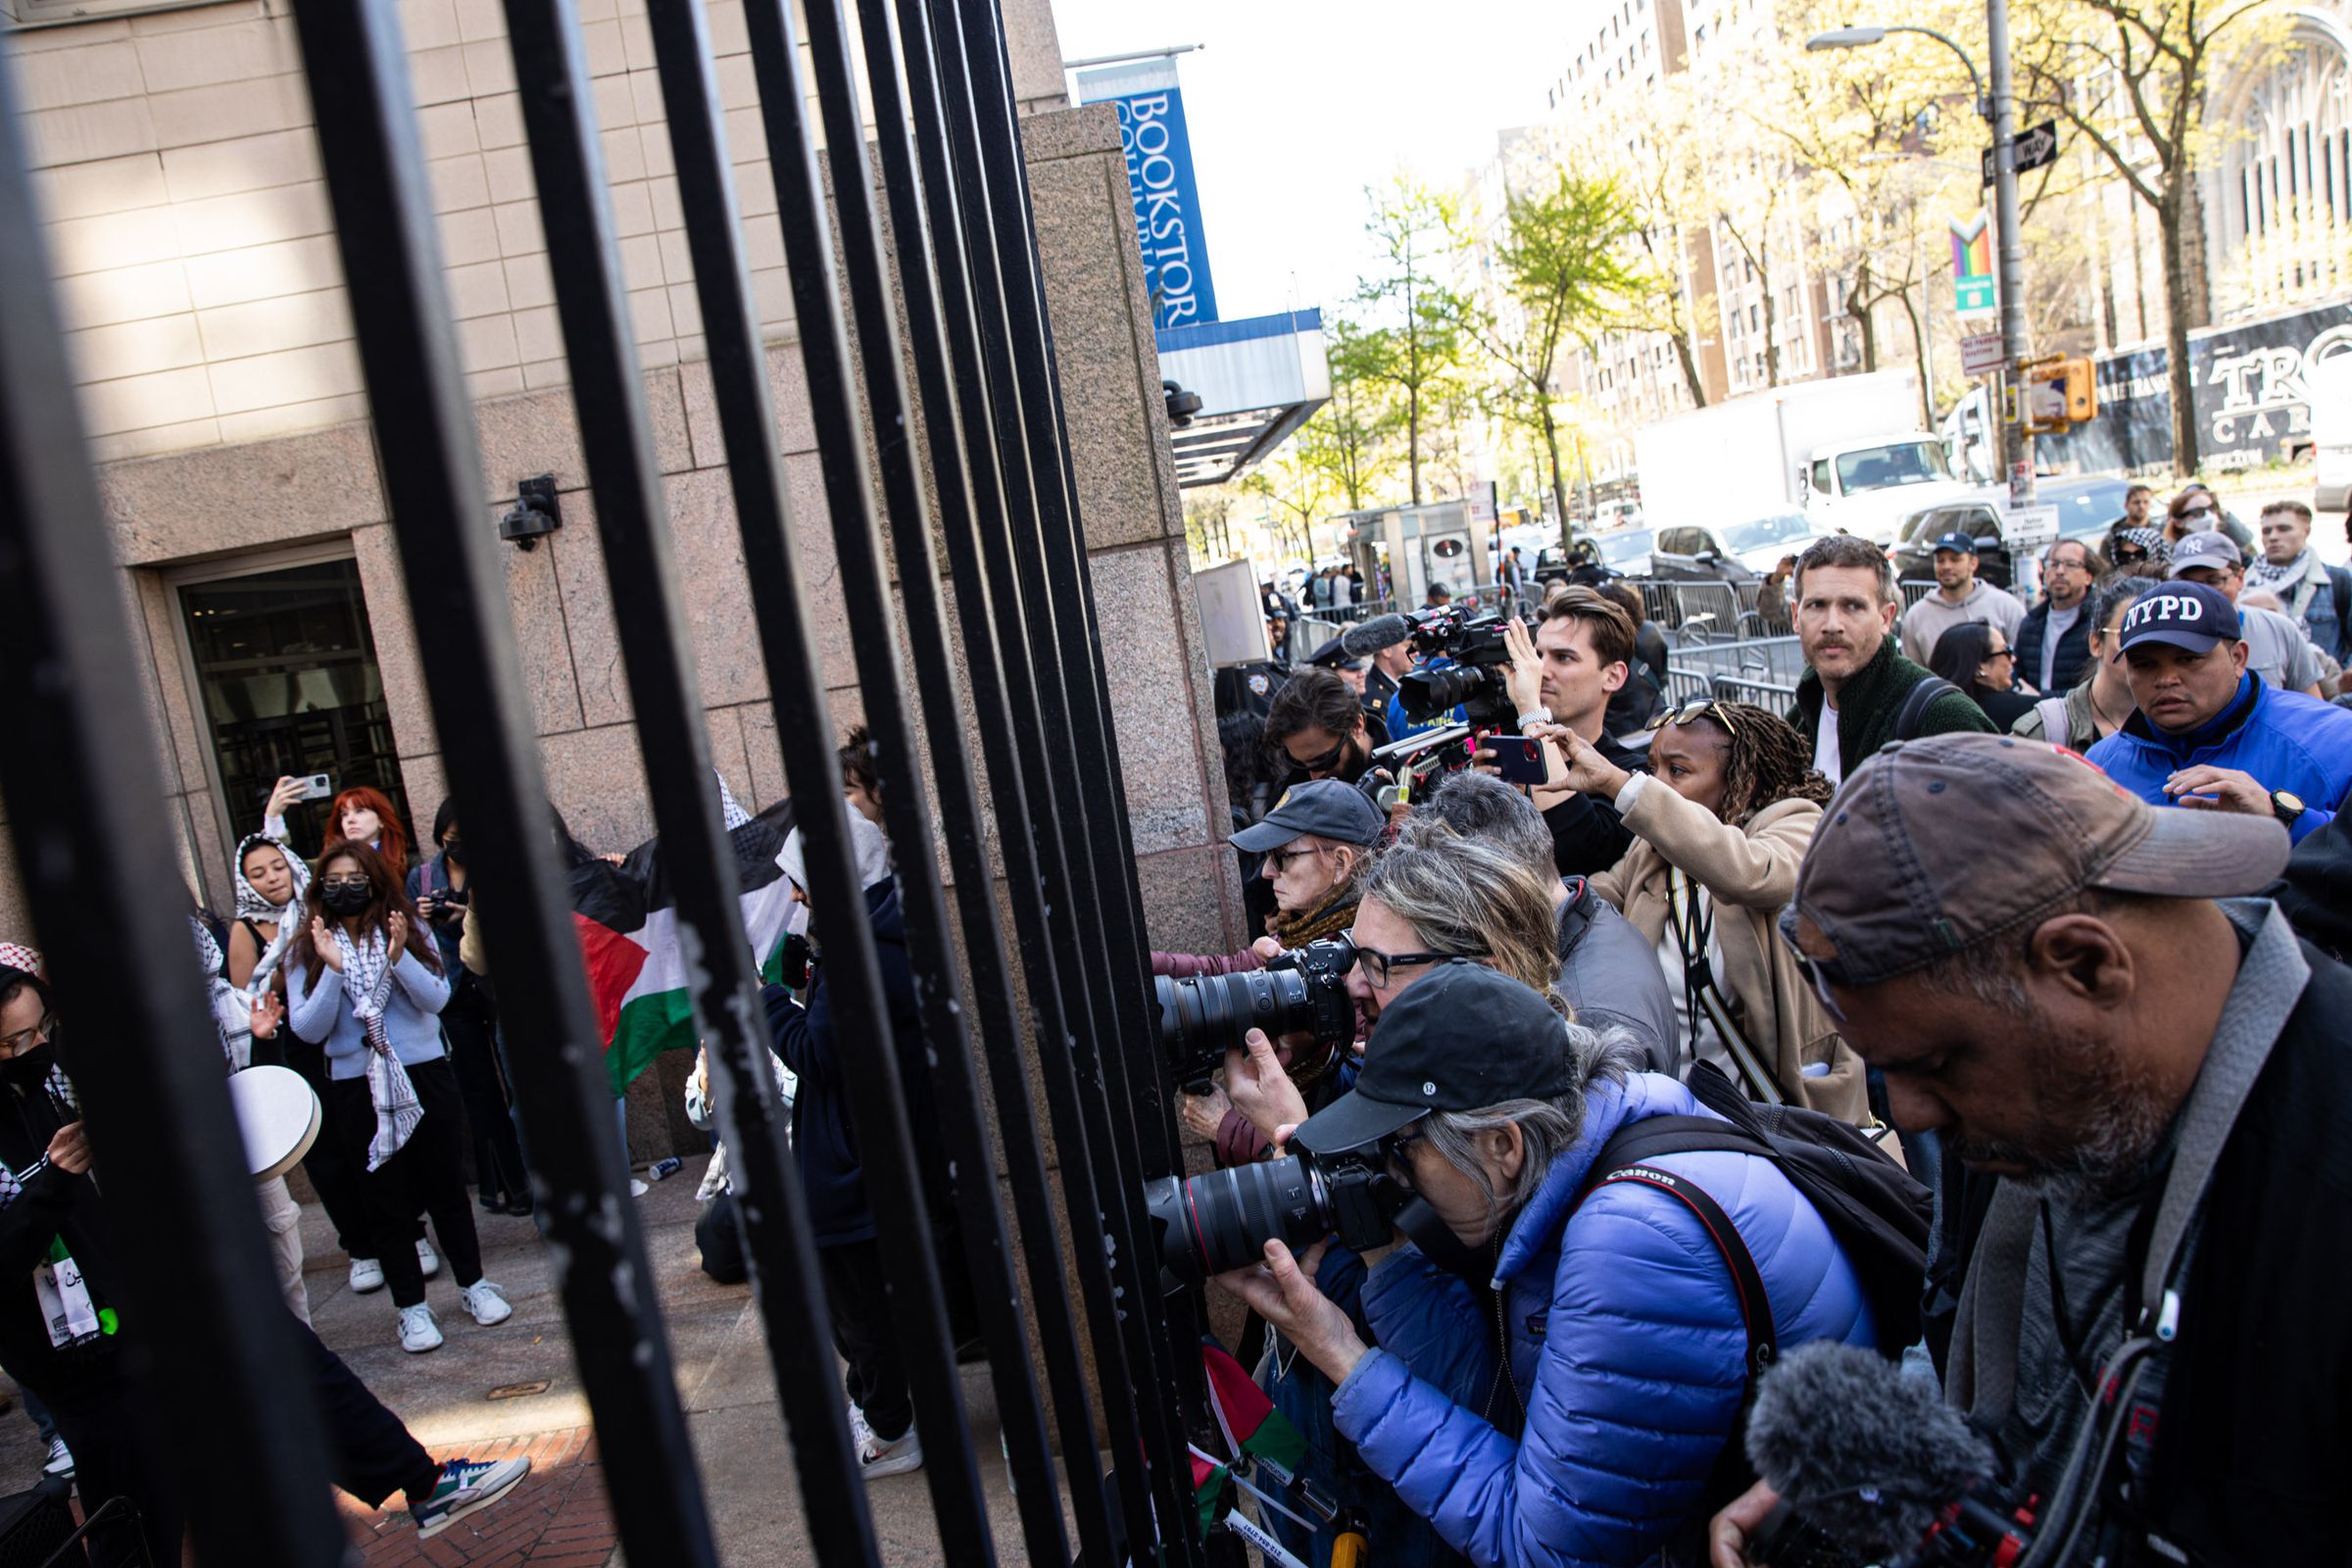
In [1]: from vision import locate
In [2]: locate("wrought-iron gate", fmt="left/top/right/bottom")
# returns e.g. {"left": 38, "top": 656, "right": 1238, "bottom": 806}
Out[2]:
{"left": 0, "top": 0, "right": 1212, "bottom": 1561}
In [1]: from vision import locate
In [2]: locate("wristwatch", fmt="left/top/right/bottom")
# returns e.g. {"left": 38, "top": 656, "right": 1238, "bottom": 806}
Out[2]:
{"left": 2273, "top": 790, "right": 2306, "bottom": 829}
{"left": 1517, "top": 706, "right": 1552, "bottom": 732}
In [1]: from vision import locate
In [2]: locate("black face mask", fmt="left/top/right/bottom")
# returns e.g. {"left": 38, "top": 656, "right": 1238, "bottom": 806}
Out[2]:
{"left": 2, "top": 1043, "right": 55, "bottom": 1090}
{"left": 320, "top": 881, "right": 372, "bottom": 917}
{"left": 442, "top": 840, "right": 466, "bottom": 870}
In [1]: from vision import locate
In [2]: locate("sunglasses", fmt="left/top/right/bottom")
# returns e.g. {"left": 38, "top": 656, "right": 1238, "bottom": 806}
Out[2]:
{"left": 1644, "top": 698, "right": 1741, "bottom": 734}
{"left": 1774, "top": 905, "right": 1848, "bottom": 1023}
{"left": 1341, "top": 927, "right": 1472, "bottom": 988}
{"left": 1275, "top": 736, "right": 1348, "bottom": 775}
{"left": 1264, "top": 845, "right": 1330, "bottom": 872}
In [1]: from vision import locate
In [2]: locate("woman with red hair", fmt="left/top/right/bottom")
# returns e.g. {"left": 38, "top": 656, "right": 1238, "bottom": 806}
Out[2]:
{"left": 323, "top": 786, "right": 413, "bottom": 880}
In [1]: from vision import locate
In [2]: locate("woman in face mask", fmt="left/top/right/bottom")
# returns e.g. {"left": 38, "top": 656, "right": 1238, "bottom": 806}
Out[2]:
{"left": 322, "top": 786, "right": 414, "bottom": 881}
{"left": 288, "top": 843, "right": 511, "bottom": 1355}
{"left": 405, "top": 800, "right": 528, "bottom": 1217}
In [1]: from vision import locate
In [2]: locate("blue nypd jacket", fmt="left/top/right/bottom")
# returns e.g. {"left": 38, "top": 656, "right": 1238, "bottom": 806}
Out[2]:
{"left": 2085, "top": 672, "right": 2352, "bottom": 843}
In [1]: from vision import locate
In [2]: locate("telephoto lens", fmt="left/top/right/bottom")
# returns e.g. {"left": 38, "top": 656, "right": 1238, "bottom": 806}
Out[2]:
{"left": 1154, "top": 935, "right": 1357, "bottom": 1087}
{"left": 1143, "top": 1135, "right": 1405, "bottom": 1290}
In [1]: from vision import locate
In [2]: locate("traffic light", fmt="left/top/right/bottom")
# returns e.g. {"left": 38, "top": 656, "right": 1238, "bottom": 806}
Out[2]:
{"left": 2055, "top": 357, "right": 2096, "bottom": 421}
{"left": 2020, "top": 357, "right": 2096, "bottom": 434}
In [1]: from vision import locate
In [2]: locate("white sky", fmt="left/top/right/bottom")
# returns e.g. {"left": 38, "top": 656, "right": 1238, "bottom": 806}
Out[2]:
{"left": 1046, "top": 0, "right": 1565, "bottom": 322}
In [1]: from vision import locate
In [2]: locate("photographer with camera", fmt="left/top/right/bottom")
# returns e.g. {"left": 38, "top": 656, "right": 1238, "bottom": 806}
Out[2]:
{"left": 1152, "top": 780, "right": 1385, "bottom": 1162}
{"left": 1266, "top": 667, "right": 1387, "bottom": 790}
{"left": 1414, "top": 772, "right": 1677, "bottom": 1073}
{"left": 1208, "top": 962, "right": 1878, "bottom": 1568}
{"left": 1711, "top": 735, "right": 2350, "bottom": 1567}
{"left": 1533, "top": 702, "right": 1871, "bottom": 1123}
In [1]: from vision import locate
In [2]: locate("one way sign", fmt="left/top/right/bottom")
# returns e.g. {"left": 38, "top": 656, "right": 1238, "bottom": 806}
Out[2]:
{"left": 1982, "top": 121, "right": 2059, "bottom": 185}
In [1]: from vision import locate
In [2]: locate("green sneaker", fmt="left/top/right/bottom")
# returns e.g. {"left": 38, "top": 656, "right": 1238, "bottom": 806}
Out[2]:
{"left": 411, "top": 1455, "right": 531, "bottom": 1538}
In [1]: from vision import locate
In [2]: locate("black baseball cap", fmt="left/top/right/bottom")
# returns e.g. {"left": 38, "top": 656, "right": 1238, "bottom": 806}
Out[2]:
{"left": 1230, "top": 779, "right": 1387, "bottom": 853}
{"left": 2117, "top": 580, "right": 2240, "bottom": 655}
{"left": 1306, "top": 634, "right": 1366, "bottom": 671}
{"left": 1292, "top": 961, "right": 1576, "bottom": 1153}
{"left": 1931, "top": 530, "right": 1978, "bottom": 556}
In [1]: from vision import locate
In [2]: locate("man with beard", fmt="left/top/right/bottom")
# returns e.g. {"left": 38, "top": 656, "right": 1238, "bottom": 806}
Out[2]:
{"left": 1264, "top": 667, "right": 1384, "bottom": 790}
{"left": 1709, "top": 734, "right": 2352, "bottom": 1567}
{"left": 1788, "top": 534, "right": 1993, "bottom": 790}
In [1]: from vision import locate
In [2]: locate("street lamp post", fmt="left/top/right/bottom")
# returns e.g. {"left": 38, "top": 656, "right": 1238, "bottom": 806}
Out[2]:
{"left": 1808, "top": 10, "right": 2034, "bottom": 505}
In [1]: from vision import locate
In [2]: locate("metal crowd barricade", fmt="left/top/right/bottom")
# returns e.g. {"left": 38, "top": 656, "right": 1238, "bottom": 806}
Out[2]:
{"left": 1668, "top": 634, "right": 1811, "bottom": 688}
{"left": 0, "top": 0, "right": 1217, "bottom": 1562}
{"left": 1622, "top": 578, "right": 1752, "bottom": 643}
{"left": 1901, "top": 578, "right": 1938, "bottom": 612}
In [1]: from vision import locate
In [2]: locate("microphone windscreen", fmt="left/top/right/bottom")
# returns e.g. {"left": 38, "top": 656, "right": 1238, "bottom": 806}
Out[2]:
{"left": 1339, "top": 613, "right": 1413, "bottom": 659}
{"left": 1745, "top": 1342, "right": 1994, "bottom": 1559}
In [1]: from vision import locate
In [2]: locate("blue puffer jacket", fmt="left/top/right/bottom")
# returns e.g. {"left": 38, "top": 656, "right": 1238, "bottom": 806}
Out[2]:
{"left": 2085, "top": 672, "right": 2352, "bottom": 843}
{"left": 1328, "top": 1072, "right": 1876, "bottom": 1567}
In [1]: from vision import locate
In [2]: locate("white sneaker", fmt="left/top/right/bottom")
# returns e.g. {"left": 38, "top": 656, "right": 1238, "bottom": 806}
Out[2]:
{"left": 460, "top": 1280, "right": 513, "bottom": 1327}
{"left": 847, "top": 1402, "right": 875, "bottom": 1455}
{"left": 859, "top": 1423, "right": 922, "bottom": 1479}
{"left": 416, "top": 1238, "right": 441, "bottom": 1279}
{"left": 399, "top": 1303, "right": 444, "bottom": 1353}
{"left": 349, "top": 1256, "right": 385, "bottom": 1295}
{"left": 41, "top": 1436, "right": 73, "bottom": 1479}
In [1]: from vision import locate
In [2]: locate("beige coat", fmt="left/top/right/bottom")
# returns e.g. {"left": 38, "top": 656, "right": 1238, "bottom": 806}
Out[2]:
{"left": 1588, "top": 780, "right": 1871, "bottom": 1126}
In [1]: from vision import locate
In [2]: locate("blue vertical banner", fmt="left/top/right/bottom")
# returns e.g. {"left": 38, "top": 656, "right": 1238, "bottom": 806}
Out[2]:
{"left": 1075, "top": 56, "right": 1219, "bottom": 329}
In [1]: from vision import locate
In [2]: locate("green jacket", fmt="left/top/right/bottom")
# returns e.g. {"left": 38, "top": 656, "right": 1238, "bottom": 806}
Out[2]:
{"left": 1788, "top": 634, "right": 1996, "bottom": 778}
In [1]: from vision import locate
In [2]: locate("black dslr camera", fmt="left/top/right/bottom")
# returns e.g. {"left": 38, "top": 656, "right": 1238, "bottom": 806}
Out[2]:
{"left": 1143, "top": 1120, "right": 1412, "bottom": 1289}
{"left": 1397, "top": 606, "right": 1516, "bottom": 728}
{"left": 1153, "top": 935, "right": 1356, "bottom": 1091}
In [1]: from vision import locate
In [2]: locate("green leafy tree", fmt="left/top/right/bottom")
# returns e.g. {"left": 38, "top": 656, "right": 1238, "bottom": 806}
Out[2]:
{"left": 1458, "top": 168, "right": 1644, "bottom": 539}
{"left": 1297, "top": 317, "right": 1403, "bottom": 513}
{"left": 1354, "top": 176, "right": 1468, "bottom": 505}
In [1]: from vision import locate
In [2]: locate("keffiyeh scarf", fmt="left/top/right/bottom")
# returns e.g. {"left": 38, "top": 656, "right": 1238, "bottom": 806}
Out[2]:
{"left": 2245, "top": 548, "right": 2311, "bottom": 597}
{"left": 334, "top": 925, "right": 421, "bottom": 1170}
{"left": 232, "top": 832, "right": 308, "bottom": 1002}
{"left": 0, "top": 1065, "right": 78, "bottom": 1211}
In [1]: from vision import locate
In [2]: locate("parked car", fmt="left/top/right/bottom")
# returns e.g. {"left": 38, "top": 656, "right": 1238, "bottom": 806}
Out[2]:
{"left": 1890, "top": 474, "right": 2135, "bottom": 591}
{"left": 1715, "top": 511, "right": 1840, "bottom": 574}
{"left": 1532, "top": 530, "right": 1646, "bottom": 592}
{"left": 1648, "top": 523, "right": 1763, "bottom": 585}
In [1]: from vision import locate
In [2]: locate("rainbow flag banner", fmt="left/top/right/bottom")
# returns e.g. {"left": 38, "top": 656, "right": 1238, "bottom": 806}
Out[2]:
{"left": 1951, "top": 213, "right": 1995, "bottom": 317}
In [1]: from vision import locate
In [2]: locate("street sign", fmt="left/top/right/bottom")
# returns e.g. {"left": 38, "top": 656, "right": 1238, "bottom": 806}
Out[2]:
{"left": 1950, "top": 214, "right": 1995, "bottom": 317}
{"left": 2002, "top": 504, "right": 2061, "bottom": 549}
{"left": 1982, "top": 122, "right": 2059, "bottom": 185}
{"left": 1960, "top": 331, "right": 2006, "bottom": 376}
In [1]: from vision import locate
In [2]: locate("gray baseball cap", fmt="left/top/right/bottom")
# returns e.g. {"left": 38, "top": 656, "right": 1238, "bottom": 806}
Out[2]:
{"left": 2167, "top": 531, "right": 2243, "bottom": 577}
{"left": 1230, "top": 778, "right": 1388, "bottom": 853}
{"left": 1784, "top": 733, "right": 2288, "bottom": 989}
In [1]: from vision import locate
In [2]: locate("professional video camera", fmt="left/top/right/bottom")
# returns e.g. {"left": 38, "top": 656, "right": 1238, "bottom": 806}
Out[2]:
{"left": 1396, "top": 606, "right": 1516, "bottom": 727}
{"left": 1142, "top": 1119, "right": 1412, "bottom": 1289}
{"left": 1154, "top": 935, "right": 1357, "bottom": 1091}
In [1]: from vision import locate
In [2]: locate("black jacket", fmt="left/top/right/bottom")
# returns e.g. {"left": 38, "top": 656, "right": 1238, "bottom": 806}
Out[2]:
{"left": 1788, "top": 635, "right": 1996, "bottom": 778}
{"left": 2014, "top": 595, "right": 2094, "bottom": 695}
{"left": 1543, "top": 730, "right": 1645, "bottom": 878}
{"left": 766, "top": 881, "right": 944, "bottom": 1247}
{"left": 0, "top": 1073, "right": 124, "bottom": 1396}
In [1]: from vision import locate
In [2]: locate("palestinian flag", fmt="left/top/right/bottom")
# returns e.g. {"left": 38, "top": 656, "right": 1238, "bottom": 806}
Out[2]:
{"left": 1195, "top": 1342, "right": 1311, "bottom": 1536}
{"left": 569, "top": 796, "right": 800, "bottom": 1095}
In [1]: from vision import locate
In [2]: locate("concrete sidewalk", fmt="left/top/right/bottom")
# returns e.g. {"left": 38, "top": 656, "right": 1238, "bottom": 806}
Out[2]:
{"left": 0, "top": 1154, "right": 1073, "bottom": 1565}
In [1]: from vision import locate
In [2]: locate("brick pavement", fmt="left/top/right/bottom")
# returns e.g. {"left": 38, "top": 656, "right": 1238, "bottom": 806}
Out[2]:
{"left": 339, "top": 1426, "right": 614, "bottom": 1568}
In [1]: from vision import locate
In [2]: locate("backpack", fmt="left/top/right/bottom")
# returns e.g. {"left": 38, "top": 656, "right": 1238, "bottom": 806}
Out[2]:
{"left": 1580, "top": 1060, "right": 1933, "bottom": 1362}
{"left": 1893, "top": 673, "right": 1962, "bottom": 743}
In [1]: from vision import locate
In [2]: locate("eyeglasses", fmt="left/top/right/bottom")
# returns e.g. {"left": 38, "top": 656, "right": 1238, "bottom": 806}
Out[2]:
{"left": 0, "top": 1016, "right": 55, "bottom": 1056}
{"left": 2180, "top": 504, "right": 2216, "bottom": 519}
{"left": 1985, "top": 645, "right": 2014, "bottom": 661}
{"left": 1341, "top": 927, "right": 1473, "bottom": 988}
{"left": 1644, "top": 698, "right": 1741, "bottom": 734}
{"left": 2112, "top": 547, "right": 2148, "bottom": 564}
{"left": 1386, "top": 1121, "right": 1429, "bottom": 1170}
{"left": 319, "top": 875, "right": 371, "bottom": 893}
{"left": 1264, "top": 845, "right": 1330, "bottom": 872}
{"left": 1774, "top": 906, "right": 1848, "bottom": 1022}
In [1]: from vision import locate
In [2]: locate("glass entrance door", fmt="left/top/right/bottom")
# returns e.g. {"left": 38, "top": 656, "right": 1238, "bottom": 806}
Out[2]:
{"left": 178, "top": 556, "right": 408, "bottom": 862}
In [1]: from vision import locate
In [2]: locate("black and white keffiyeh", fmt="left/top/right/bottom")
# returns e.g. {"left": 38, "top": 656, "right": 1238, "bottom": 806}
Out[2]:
{"left": 2245, "top": 548, "right": 2311, "bottom": 597}
{"left": 334, "top": 925, "right": 420, "bottom": 1170}
{"left": 232, "top": 831, "right": 308, "bottom": 1002}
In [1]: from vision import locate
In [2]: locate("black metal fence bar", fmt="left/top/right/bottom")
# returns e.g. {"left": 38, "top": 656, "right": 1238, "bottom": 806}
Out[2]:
{"left": 0, "top": 56, "right": 347, "bottom": 1568}
{"left": 883, "top": 6, "right": 1171, "bottom": 1552}
{"left": 282, "top": 0, "right": 723, "bottom": 1560}
{"left": 733, "top": 0, "right": 1017, "bottom": 1558}
{"left": 789, "top": 2, "right": 1089, "bottom": 1562}
{"left": 928, "top": 5, "right": 1215, "bottom": 1533}
{"left": 491, "top": 0, "right": 892, "bottom": 1562}
{"left": 823, "top": 1, "right": 1141, "bottom": 1559}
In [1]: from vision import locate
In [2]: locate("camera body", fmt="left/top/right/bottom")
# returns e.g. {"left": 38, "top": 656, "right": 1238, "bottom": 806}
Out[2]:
{"left": 1398, "top": 607, "right": 1517, "bottom": 728}
{"left": 1154, "top": 934, "right": 1357, "bottom": 1090}
{"left": 1144, "top": 1126, "right": 1410, "bottom": 1289}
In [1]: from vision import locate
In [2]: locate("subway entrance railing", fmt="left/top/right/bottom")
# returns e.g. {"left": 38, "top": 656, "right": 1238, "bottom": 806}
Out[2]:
{"left": 0, "top": 0, "right": 1217, "bottom": 1563}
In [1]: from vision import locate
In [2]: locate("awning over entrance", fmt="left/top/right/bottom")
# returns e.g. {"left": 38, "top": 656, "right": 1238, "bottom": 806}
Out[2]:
{"left": 1154, "top": 309, "right": 1331, "bottom": 488}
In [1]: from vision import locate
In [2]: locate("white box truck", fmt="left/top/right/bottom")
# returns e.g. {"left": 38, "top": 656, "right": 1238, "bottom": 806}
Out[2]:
{"left": 1633, "top": 370, "right": 1976, "bottom": 546}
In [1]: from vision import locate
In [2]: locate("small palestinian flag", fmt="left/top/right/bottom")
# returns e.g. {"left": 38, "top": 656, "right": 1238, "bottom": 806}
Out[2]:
{"left": 1195, "top": 1342, "right": 1310, "bottom": 1535}
{"left": 569, "top": 796, "right": 799, "bottom": 1095}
